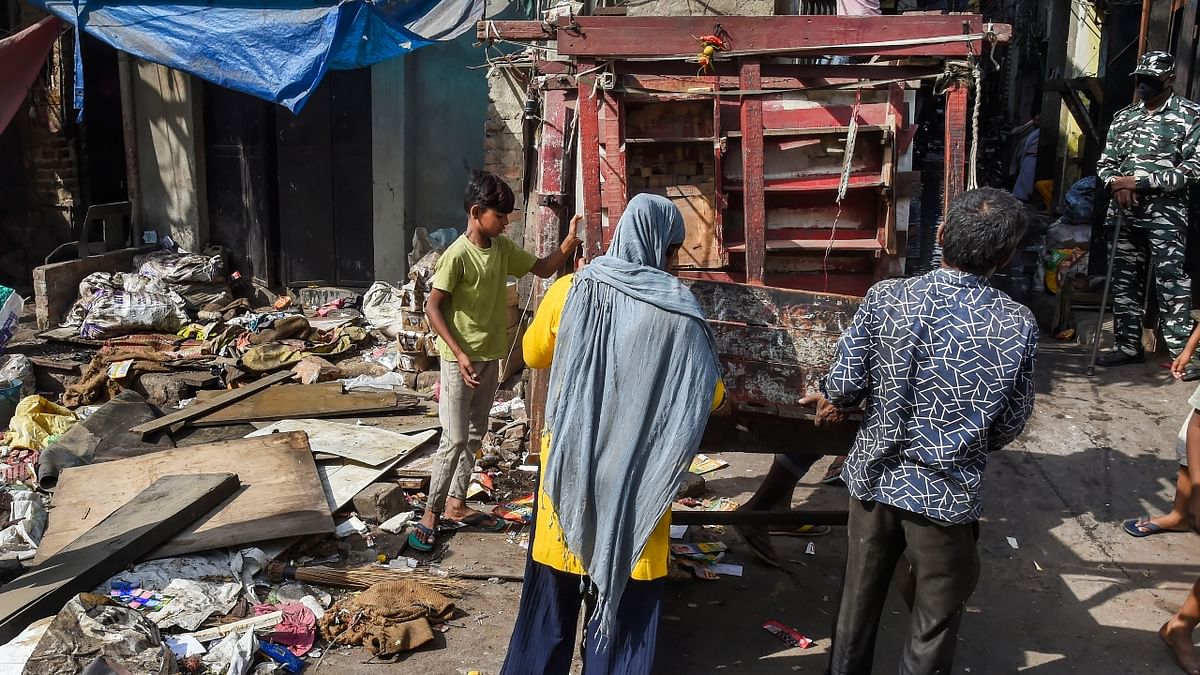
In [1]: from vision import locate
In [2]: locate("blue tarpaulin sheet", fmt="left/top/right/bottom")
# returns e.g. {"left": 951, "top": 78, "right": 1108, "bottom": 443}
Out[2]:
{"left": 29, "top": 0, "right": 483, "bottom": 113}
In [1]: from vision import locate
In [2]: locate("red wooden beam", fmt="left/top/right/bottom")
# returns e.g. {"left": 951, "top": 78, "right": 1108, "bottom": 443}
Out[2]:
{"left": 617, "top": 62, "right": 945, "bottom": 83}
{"left": 600, "top": 91, "right": 627, "bottom": 228}
{"left": 554, "top": 16, "right": 1010, "bottom": 58}
{"left": 942, "top": 80, "right": 968, "bottom": 215}
{"left": 528, "top": 87, "right": 572, "bottom": 451}
{"left": 578, "top": 61, "right": 604, "bottom": 261}
{"left": 740, "top": 60, "right": 766, "bottom": 286}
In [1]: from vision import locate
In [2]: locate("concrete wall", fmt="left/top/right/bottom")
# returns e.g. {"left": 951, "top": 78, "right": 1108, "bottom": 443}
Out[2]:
{"left": 130, "top": 60, "right": 208, "bottom": 252}
{"left": 371, "top": 58, "right": 409, "bottom": 283}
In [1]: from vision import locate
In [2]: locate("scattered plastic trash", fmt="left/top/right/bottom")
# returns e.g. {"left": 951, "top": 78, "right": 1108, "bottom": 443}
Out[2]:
{"left": 762, "top": 620, "right": 813, "bottom": 649}
{"left": 710, "top": 563, "right": 743, "bottom": 577}
{"left": 379, "top": 511, "right": 415, "bottom": 534}
{"left": 202, "top": 630, "right": 257, "bottom": 675}
{"left": 1006, "top": 537, "right": 1019, "bottom": 550}
{"left": 669, "top": 525, "right": 688, "bottom": 539}
{"left": 804, "top": 542, "right": 816, "bottom": 556}
{"left": 165, "top": 634, "right": 206, "bottom": 659}
{"left": 689, "top": 454, "right": 729, "bottom": 475}
{"left": 341, "top": 372, "right": 409, "bottom": 393}
{"left": 259, "top": 641, "right": 304, "bottom": 673}
{"left": 0, "top": 286, "right": 23, "bottom": 350}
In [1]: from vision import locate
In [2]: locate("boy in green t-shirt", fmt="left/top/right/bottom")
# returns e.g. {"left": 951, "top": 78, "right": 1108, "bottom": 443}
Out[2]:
{"left": 410, "top": 170, "right": 580, "bottom": 551}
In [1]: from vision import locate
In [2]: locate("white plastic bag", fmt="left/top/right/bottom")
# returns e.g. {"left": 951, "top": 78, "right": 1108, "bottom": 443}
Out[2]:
{"left": 0, "top": 286, "right": 22, "bottom": 350}
{"left": 80, "top": 290, "right": 189, "bottom": 340}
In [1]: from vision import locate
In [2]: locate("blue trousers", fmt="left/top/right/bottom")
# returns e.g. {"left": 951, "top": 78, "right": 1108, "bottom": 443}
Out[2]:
{"left": 500, "top": 561, "right": 665, "bottom": 675}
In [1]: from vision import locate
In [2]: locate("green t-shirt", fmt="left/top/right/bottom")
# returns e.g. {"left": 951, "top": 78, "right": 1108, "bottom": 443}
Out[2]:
{"left": 432, "top": 234, "right": 537, "bottom": 362}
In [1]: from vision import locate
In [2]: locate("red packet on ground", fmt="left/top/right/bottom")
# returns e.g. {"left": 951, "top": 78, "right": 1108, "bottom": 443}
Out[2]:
{"left": 762, "top": 620, "right": 813, "bottom": 649}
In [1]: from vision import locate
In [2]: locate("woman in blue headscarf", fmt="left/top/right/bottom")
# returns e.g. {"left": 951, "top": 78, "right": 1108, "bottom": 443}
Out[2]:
{"left": 500, "top": 194, "right": 727, "bottom": 674}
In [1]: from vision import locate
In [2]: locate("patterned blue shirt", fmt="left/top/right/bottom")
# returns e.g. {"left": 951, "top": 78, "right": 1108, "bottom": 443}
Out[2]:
{"left": 821, "top": 268, "right": 1039, "bottom": 524}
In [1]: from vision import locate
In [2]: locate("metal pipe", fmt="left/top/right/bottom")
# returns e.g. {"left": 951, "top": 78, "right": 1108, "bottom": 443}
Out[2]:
{"left": 1087, "top": 210, "right": 1125, "bottom": 376}
{"left": 116, "top": 51, "right": 140, "bottom": 243}
{"left": 1137, "top": 0, "right": 1150, "bottom": 58}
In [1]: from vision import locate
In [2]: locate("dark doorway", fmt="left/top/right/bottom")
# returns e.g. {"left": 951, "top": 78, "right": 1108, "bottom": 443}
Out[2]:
{"left": 275, "top": 69, "right": 374, "bottom": 287}
{"left": 204, "top": 84, "right": 277, "bottom": 288}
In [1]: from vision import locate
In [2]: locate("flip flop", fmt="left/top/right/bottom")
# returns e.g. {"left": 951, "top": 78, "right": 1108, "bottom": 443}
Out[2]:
{"left": 1123, "top": 518, "right": 1181, "bottom": 538}
{"left": 456, "top": 512, "right": 508, "bottom": 532}
{"left": 407, "top": 522, "right": 437, "bottom": 552}
{"left": 769, "top": 524, "right": 832, "bottom": 537}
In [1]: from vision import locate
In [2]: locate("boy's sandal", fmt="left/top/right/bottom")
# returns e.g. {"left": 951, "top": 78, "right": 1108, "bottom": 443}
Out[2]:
{"left": 734, "top": 524, "right": 781, "bottom": 568}
{"left": 1123, "top": 517, "right": 1185, "bottom": 538}
{"left": 407, "top": 523, "right": 437, "bottom": 552}
{"left": 769, "top": 524, "right": 832, "bottom": 537}
{"left": 456, "top": 512, "right": 508, "bottom": 532}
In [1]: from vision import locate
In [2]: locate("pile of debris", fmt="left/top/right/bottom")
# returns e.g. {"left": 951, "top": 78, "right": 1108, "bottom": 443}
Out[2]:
{"left": 0, "top": 232, "right": 539, "bottom": 673}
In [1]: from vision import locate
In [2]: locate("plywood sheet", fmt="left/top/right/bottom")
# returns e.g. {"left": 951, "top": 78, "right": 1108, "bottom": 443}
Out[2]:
{"left": 191, "top": 382, "right": 411, "bottom": 426}
{"left": 0, "top": 473, "right": 239, "bottom": 644}
{"left": 246, "top": 419, "right": 436, "bottom": 467}
{"left": 655, "top": 186, "right": 724, "bottom": 270}
{"left": 35, "top": 432, "right": 334, "bottom": 563}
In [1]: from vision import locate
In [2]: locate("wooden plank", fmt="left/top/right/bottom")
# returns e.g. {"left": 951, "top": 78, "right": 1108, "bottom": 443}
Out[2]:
{"left": 130, "top": 370, "right": 295, "bottom": 435}
{"left": 943, "top": 80, "right": 968, "bottom": 214}
{"left": 0, "top": 473, "right": 240, "bottom": 644}
{"left": 578, "top": 61, "right": 604, "bottom": 261}
{"left": 189, "top": 382, "right": 411, "bottom": 426}
{"left": 740, "top": 60, "right": 766, "bottom": 285}
{"left": 600, "top": 91, "right": 627, "bottom": 226}
{"left": 35, "top": 432, "right": 334, "bottom": 563}
{"left": 246, "top": 419, "right": 436, "bottom": 467}
{"left": 554, "top": 16, "right": 1011, "bottom": 58}
{"left": 654, "top": 186, "right": 724, "bottom": 269}
{"left": 683, "top": 279, "right": 861, "bottom": 331}
{"left": 1176, "top": 0, "right": 1199, "bottom": 96}
{"left": 617, "top": 62, "right": 945, "bottom": 84}
{"left": 710, "top": 321, "right": 842, "bottom": 366}
{"left": 476, "top": 20, "right": 555, "bottom": 41}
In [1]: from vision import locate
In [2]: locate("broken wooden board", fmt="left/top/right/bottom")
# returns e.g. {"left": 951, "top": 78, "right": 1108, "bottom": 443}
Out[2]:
{"left": 190, "top": 382, "right": 417, "bottom": 426}
{"left": 0, "top": 473, "right": 239, "bottom": 644}
{"left": 129, "top": 369, "right": 295, "bottom": 435}
{"left": 246, "top": 419, "right": 437, "bottom": 467}
{"left": 241, "top": 424, "right": 437, "bottom": 511}
{"left": 35, "top": 432, "right": 334, "bottom": 563}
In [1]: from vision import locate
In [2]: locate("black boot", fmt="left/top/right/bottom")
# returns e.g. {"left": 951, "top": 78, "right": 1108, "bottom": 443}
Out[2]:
{"left": 1096, "top": 349, "right": 1146, "bottom": 367}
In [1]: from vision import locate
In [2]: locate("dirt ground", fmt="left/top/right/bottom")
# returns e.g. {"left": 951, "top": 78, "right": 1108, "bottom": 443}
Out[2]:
{"left": 309, "top": 335, "right": 1200, "bottom": 674}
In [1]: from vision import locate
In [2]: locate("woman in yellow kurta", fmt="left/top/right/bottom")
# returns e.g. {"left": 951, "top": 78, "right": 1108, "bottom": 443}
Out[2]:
{"left": 500, "top": 195, "right": 726, "bottom": 675}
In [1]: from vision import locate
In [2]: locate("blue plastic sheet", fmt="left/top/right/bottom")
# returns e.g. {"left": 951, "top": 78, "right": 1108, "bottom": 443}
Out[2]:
{"left": 29, "top": 0, "right": 482, "bottom": 113}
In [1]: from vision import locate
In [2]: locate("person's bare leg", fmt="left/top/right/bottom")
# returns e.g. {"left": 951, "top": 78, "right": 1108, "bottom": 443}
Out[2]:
{"left": 1141, "top": 468, "right": 1193, "bottom": 532}
{"left": 1161, "top": 577, "right": 1200, "bottom": 674}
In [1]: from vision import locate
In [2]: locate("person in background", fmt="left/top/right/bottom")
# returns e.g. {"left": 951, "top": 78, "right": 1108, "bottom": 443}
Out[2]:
{"left": 1095, "top": 51, "right": 1200, "bottom": 380}
{"left": 809, "top": 188, "right": 1038, "bottom": 675}
{"left": 411, "top": 170, "right": 580, "bottom": 552}
{"left": 499, "top": 194, "right": 727, "bottom": 674}
{"left": 1160, "top": 350, "right": 1200, "bottom": 673}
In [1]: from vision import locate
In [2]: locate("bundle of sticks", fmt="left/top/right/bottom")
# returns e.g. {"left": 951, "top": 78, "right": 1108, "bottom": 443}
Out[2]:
{"left": 267, "top": 561, "right": 468, "bottom": 597}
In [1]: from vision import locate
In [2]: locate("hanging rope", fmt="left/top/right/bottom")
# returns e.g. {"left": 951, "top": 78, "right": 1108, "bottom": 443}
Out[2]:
{"left": 824, "top": 86, "right": 863, "bottom": 292}
{"left": 967, "top": 58, "right": 982, "bottom": 190}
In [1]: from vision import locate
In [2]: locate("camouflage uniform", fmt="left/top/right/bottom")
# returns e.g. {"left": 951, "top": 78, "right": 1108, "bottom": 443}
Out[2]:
{"left": 1096, "top": 52, "right": 1200, "bottom": 358}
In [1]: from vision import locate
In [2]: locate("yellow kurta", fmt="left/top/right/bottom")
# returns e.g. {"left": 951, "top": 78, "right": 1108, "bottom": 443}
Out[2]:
{"left": 522, "top": 274, "right": 725, "bottom": 581}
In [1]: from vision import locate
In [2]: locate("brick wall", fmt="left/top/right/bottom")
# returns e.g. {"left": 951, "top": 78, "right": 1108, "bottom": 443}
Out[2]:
{"left": 484, "top": 68, "right": 529, "bottom": 247}
{"left": 0, "top": 7, "right": 79, "bottom": 292}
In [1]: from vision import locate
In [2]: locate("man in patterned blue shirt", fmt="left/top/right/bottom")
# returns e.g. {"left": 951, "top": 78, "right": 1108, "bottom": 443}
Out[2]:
{"left": 806, "top": 187, "right": 1039, "bottom": 675}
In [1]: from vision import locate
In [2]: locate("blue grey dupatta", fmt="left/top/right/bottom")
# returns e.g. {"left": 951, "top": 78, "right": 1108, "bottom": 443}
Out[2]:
{"left": 542, "top": 193, "right": 721, "bottom": 638}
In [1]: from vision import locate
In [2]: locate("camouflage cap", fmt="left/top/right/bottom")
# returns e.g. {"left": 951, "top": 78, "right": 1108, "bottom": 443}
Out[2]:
{"left": 1132, "top": 51, "right": 1175, "bottom": 77}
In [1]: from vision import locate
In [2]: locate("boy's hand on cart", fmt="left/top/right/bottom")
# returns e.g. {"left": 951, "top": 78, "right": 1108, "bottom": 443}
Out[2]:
{"left": 561, "top": 215, "right": 584, "bottom": 254}
{"left": 798, "top": 393, "right": 846, "bottom": 427}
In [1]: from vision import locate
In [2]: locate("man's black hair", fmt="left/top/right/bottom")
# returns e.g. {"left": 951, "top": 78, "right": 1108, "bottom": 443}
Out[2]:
{"left": 941, "top": 187, "right": 1028, "bottom": 276}
{"left": 463, "top": 169, "right": 516, "bottom": 215}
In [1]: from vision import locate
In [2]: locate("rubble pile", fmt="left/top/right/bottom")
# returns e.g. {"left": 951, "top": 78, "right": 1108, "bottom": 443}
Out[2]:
{"left": 0, "top": 231, "right": 539, "bottom": 673}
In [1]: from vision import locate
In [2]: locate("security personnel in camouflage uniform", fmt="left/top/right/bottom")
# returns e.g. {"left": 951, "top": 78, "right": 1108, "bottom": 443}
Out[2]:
{"left": 1096, "top": 51, "right": 1200, "bottom": 378}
